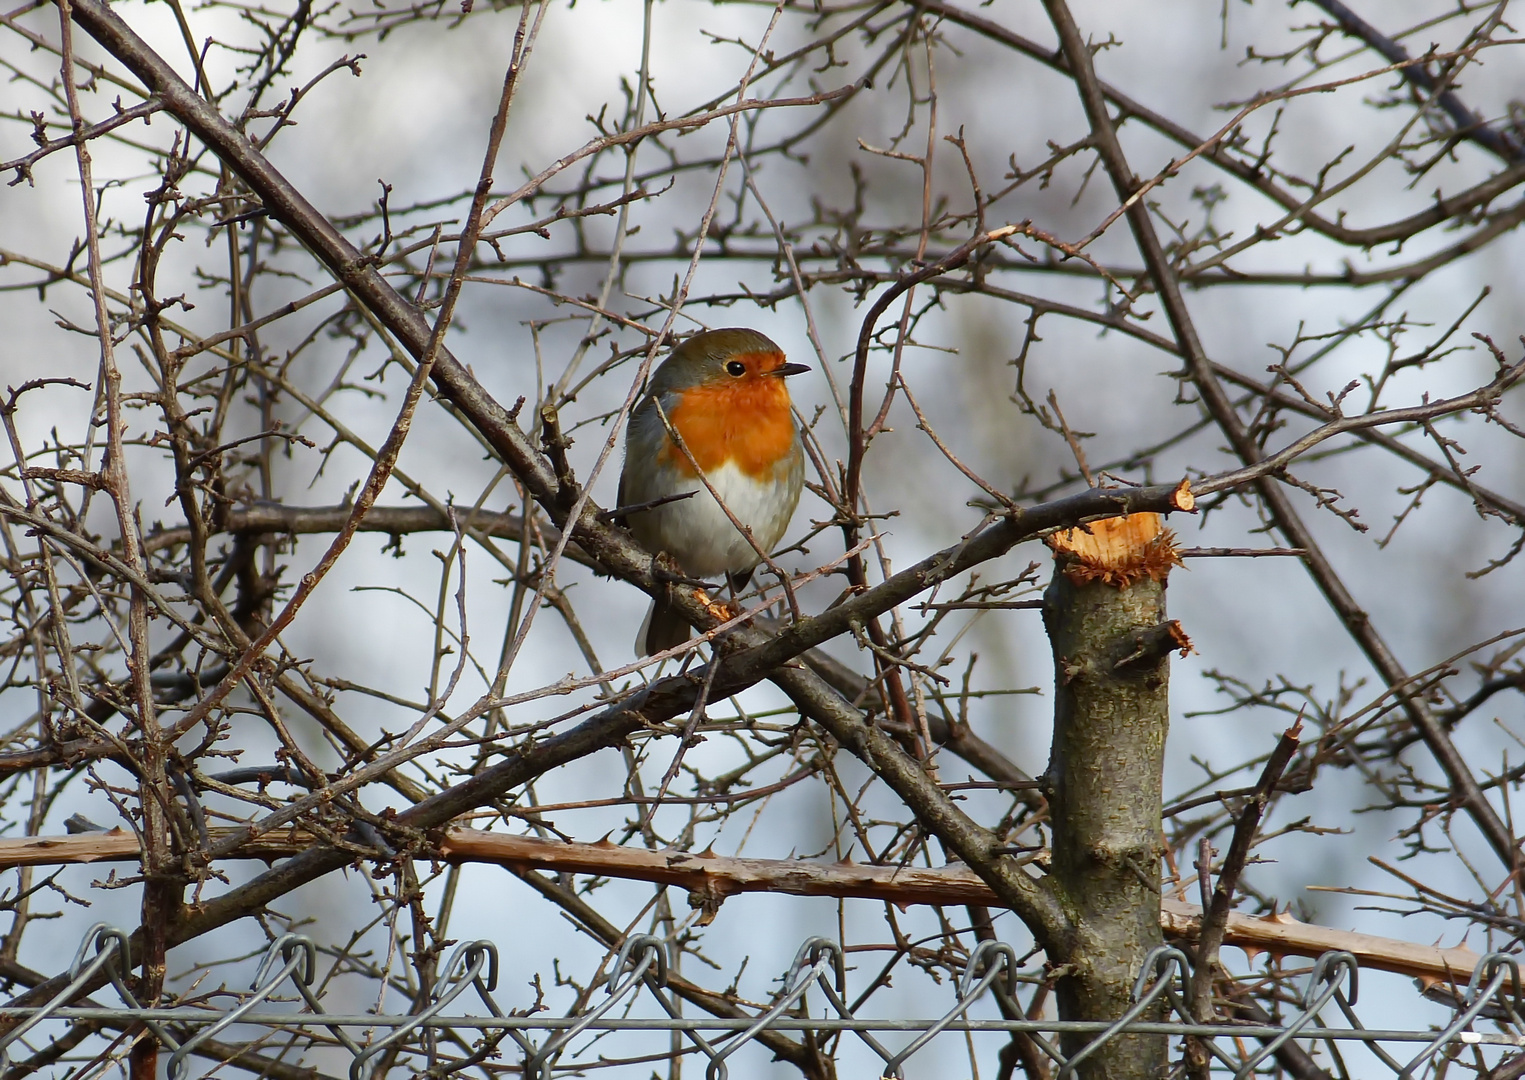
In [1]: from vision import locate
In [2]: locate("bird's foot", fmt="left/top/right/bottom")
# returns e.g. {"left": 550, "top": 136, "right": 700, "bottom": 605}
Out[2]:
{"left": 650, "top": 554, "right": 709, "bottom": 591}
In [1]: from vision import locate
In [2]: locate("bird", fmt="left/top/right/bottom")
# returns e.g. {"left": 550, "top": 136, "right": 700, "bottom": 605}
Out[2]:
{"left": 618, "top": 327, "right": 808, "bottom": 656}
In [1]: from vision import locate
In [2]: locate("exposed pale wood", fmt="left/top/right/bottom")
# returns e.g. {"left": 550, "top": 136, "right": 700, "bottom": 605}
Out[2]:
{"left": 10, "top": 830, "right": 1479, "bottom": 981}
{"left": 0, "top": 829, "right": 307, "bottom": 864}
{"left": 1048, "top": 512, "right": 1166, "bottom": 563}
{"left": 1159, "top": 899, "right": 1479, "bottom": 986}
{"left": 1047, "top": 512, "right": 1184, "bottom": 587}
{"left": 437, "top": 829, "right": 1003, "bottom": 905}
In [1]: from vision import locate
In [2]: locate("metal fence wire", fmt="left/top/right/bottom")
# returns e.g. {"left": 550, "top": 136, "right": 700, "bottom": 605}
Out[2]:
{"left": 1, "top": 924, "right": 1523, "bottom": 1079}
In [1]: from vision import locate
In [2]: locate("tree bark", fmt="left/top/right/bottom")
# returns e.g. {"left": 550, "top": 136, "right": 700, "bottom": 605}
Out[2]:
{"left": 1043, "top": 515, "right": 1180, "bottom": 1080}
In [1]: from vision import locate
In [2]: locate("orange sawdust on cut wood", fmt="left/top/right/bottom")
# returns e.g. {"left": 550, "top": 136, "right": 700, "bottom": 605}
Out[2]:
{"left": 1048, "top": 512, "right": 1184, "bottom": 587}
{"left": 1164, "top": 620, "right": 1195, "bottom": 656}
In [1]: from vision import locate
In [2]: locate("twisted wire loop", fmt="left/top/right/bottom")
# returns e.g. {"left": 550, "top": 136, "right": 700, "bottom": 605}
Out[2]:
{"left": 5, "top": 924, "right": 1525, "bottom": 1077}
{"left": 0, "top": 923, "right": 194, "bottom": 1069}
{"left": 165, "top": 934, "right": 316, "bottom": 1080}
{"left": 527, "top": 933, "right": 667, "bottom": 1080}
{"left": 702, "top": 937, "right": 858, "bottom": 1080}
{"left": 350, "top": 939, "right": 504, "bottom": 1080}
{"left": 280, "top": 934, "right": 366, "bottom": 1062}
{"left": 1055, "top": 946, "right": 1193, "bottom": 1080}
{"left": 1232, "top": 950, "right": 1357, "bottom": 1080}
{"left": 876, "top": 939, "right": 1020, "bottom": 1079}
{"left": 0, "top": 923, "right": 135, "bottom": 1070}
{"left": 1396, "top": 954, "right": 1524, "bottom": 1080}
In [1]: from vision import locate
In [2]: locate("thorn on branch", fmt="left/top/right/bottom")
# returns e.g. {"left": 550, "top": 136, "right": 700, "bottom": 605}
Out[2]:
{"left": 1112, "top": 621, "right": 1194, "bottom": 671}
{"left": 539, "top": 403, "right": 576, "bottom": 500}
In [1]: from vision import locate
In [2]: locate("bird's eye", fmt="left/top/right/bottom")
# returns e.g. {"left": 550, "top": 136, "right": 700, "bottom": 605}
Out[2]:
{"left": 726, "top": 360, "right": 746, "bottom": 376}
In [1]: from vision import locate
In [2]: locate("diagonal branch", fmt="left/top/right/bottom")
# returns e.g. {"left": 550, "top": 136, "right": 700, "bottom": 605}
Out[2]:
{"left": 917, "top": 0, "right": 1525, "bottom": 251}
{"left": 1039, "top": 0, "right": 1521, "bottom": 874}
{"left": 1308, "top": 0, "right": 1524, "bottom": 164}
{"left": 1186, "top": 721, "right": 1303, "bottom": 1077}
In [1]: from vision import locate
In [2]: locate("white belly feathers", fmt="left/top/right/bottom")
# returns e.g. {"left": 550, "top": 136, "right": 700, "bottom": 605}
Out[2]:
{"left": 631, "top": 460, "right": 796, "bottom": 579}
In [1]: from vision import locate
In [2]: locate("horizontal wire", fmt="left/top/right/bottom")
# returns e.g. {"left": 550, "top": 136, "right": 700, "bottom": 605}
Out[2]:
{"left": 0, "top": 1008, "right": 1517, "bottom": 1045}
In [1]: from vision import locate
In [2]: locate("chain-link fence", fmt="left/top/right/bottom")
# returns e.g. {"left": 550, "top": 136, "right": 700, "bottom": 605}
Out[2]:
{"left": 4, "top": 924, "right": 1521, "bottom": 1079}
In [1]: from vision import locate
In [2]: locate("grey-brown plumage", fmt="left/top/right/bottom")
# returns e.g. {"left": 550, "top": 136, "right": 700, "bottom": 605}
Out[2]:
{"left": 618, "top": 328, "right": 807, "bottom": 655}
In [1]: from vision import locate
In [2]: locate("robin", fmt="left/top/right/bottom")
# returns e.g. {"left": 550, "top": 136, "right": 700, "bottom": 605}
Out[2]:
{"left": 619, "top": 328, "right": 809, "bottom": 655}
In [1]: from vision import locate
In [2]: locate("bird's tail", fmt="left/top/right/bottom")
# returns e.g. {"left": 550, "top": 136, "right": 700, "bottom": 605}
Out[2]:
{"left": 638, "top": 595, "right": 692, "bottom": 656}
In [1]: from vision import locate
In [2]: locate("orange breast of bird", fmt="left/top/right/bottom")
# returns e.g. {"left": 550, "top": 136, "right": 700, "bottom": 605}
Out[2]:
{"left": 660, "top": 367, "right": 796, "bottom": 480}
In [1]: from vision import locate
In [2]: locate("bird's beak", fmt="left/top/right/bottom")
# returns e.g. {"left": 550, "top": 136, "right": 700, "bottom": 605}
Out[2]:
{"left": 770, "top": 362, "right": 811, "bottom": 378}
